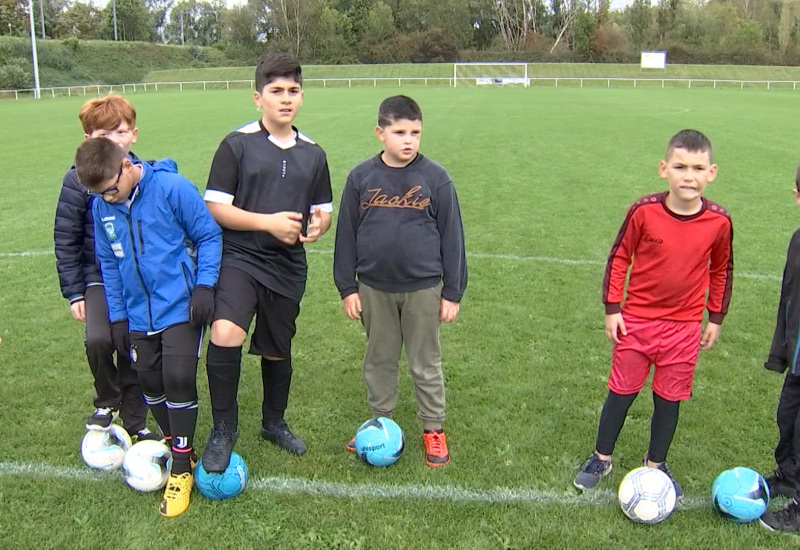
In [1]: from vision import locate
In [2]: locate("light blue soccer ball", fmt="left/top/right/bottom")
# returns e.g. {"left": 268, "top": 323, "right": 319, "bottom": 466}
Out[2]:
{"left": 355, "top": 417, "right": 404, "bottom": 467}
{"left": 195, "top": 452, "right": 248, "bottom": 500}
{"left": 712, "top": 467, "right": 769, "bottom": 523}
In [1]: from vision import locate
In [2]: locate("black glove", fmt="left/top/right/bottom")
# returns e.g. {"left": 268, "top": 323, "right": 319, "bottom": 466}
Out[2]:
{"left": 109, "top": 320, "right": 130, "bottom": 356}
{"left": 189, "top": 285, "right": 215, "bottom": 327}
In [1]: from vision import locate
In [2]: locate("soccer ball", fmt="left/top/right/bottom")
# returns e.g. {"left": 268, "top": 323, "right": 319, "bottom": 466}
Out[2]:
{"left": 122, "top": 440, "right": 172, "bottom": 492}
{"left": 618, "top": 467, "right": 678, "bottom": 524}
{"left": 712, "top": 467, "right": 769, "bottom": 523}
{"left": 354, "top": 417, "right": 404, "bottom": 467}
{"left": 195, "top": 452, "right": 248, "bottom": 500}
{"left": 80, "top": 425, "right": 132, "bottom": 471}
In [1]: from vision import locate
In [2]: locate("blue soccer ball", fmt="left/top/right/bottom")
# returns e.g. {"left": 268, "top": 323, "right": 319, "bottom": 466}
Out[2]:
{"left": 355, "top": 417, "right": 404, "bottom": 467}
{"left": 195, "top": 452, "right": 248, "bottom": 500}
{"left": 712, "top": 467, "right": 769, "bottom": 523}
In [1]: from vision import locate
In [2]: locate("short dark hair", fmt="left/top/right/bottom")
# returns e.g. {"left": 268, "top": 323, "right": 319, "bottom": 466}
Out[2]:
{"left": 378, "top": 95, "right": 422, "bottom": 128}
{"left": 74, "top": 137, "right": 126, "bottom": 190}
{"left": 665, "top": 129, "right": 713, "bottom": 163}
{"left": 255, "top": 52, "right": 302, "bottom": 93}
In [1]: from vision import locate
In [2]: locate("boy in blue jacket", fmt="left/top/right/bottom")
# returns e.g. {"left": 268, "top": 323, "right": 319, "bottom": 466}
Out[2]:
{"left": 54, "top": 95, "right": 151, "bottom": 438}
{"left": 74, "top": 137, "right": 222, "bottom": 518}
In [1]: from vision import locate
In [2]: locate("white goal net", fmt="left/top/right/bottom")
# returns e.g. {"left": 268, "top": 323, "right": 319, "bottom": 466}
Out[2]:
{"left": 453, "top": 63, "right": 529, "bottom": 88}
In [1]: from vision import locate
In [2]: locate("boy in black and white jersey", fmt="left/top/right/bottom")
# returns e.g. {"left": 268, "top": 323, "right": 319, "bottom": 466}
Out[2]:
{"left": 201, "top": 52, "right": 333, "bottom": 471}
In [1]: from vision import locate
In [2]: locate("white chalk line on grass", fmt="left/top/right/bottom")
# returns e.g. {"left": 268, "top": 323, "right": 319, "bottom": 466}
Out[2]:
{"left": 0, "top": 460, "right": 707, "bottom": 509}
{"left": 1, "top": 249, "right": 779, "bottom": 282}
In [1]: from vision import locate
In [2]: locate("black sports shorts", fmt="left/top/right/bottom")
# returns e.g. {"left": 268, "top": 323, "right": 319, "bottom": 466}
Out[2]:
{"left": 129, "top": 322, "right": 202, "bottom": 372}
{"left": 214, "top": 266, "right": 300, "bottom": 358}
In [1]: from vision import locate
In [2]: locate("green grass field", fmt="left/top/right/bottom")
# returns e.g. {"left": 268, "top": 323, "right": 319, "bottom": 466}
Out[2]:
{"left": 1, "top": 85, "right": 800, "bottom": 548}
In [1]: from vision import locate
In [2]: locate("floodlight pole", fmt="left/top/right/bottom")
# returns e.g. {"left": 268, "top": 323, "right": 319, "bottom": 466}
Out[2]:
{"left": 28, "top": 0, "right": 41, "bottom": 99}
{"left": 113, "top": 0, "right": 117, "bottom": 40}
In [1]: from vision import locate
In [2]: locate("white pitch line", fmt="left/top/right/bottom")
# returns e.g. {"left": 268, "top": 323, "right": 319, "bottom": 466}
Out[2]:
{"left": 0, "top": 249, "right": 780, "bottom": 281}
{"left": 0, "top": 460, "right": 706, "bottom": 509}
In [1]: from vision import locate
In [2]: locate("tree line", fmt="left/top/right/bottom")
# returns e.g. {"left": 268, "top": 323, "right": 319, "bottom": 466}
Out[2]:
{"left": 3, "top": 0, "right": 800, "bottom": 65}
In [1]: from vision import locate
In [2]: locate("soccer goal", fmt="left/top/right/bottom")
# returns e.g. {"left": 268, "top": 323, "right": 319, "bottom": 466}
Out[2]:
{"left": 453, "top": 63, "right": 529, "bottom": 88}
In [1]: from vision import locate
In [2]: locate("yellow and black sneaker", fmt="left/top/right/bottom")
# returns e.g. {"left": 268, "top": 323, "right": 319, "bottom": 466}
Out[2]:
{"left": 159, "top": 472, "right": 193, "bottom": 518}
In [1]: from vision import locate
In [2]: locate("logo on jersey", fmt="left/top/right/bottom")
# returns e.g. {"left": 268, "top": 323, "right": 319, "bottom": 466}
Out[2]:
{"left": 362, "top": 185, "right": 431, "bottom": 211}
{"left": 104, "top": 222, "right": 118, "bottom": 241}
{"left": 645, "top": 235, "right": 663, "bottom": 244}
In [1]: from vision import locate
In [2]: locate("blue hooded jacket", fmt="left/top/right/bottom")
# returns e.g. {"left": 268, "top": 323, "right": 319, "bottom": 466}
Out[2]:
{"left": 92, "top": 159, "right": 222, "bottom": 332}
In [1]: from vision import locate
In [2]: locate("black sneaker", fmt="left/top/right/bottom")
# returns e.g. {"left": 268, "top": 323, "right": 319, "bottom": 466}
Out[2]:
{"left": 129, "top": 427, "right": 163, "bottom": 443}
{"left": 261, "top": 419, "right": 307, "bottom": 455}
{"left": 574, "top": 453, "right": 613, "bottom": 490}
{"left": 85, "top": 407, "right": 118, "bottom": 430}
{"left": 643, "top": 454, "right": 684, "bottom": 498}
{"left": 202, "top": 423, "right": 238, "bottom": 473}
{"left": 765, "top": 471, "right": 795, "bottom": 499}
{"left": 760, "top": 500, "right": 800, "bottom": 532}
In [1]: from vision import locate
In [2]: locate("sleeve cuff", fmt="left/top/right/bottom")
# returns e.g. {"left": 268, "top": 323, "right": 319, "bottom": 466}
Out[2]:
{"left": 708, "top": 312, "right": 725, "bottom": 325}
{"left": 604, "top": 303, "right": 621, "bottom": 314}
{"left": 339, "top": 287, "right": 358, "bottom": 299}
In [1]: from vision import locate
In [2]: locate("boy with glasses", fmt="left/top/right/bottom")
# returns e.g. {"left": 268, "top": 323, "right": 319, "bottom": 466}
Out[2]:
{"left": 54, "top": 95, "right": 154, "bottom": 441}
{"left": 74, "top": 137, "right": 222, "bottom": 517}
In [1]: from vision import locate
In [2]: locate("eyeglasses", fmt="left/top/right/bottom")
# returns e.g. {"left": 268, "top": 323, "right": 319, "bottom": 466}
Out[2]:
{"left": 88, "top": 165, "right": 123, "bottom": 197}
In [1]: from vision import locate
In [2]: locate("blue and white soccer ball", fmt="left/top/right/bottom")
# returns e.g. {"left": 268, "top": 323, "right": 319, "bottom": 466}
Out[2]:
{"left": 712, "top": 467, "right": 769, "bottom": 523}
{"left": 80, "top": 425, "right": 132, "bottom": 471}
{"left": 618, "top": 467, "right": 678, "bottom": 524}
{"left": 354, "top": 417, "right": 404, "bottom": 467}
{"left": 122, "top": 440, "right": 172, "bottom": 492}
{"left": 195, "top": 452, "right": 248, "bottom": 500}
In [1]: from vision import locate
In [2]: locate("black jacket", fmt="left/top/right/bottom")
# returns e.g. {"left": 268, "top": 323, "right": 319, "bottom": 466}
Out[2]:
{"left": 766, "top": 228, "right": 800, "bottom": 374}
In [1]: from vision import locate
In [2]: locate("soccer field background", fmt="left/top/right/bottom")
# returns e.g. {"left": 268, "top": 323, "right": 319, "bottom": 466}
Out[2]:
{"left": 0, "top": 86, "right": 799, "bottom": 548}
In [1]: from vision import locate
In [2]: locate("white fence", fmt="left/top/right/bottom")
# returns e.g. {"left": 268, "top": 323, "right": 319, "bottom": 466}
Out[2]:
{"left": 3, "top": 76, "right": 800, "bottom": 99}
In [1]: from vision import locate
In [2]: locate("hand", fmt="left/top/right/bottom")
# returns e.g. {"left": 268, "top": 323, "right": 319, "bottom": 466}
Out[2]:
{"left": 605, "top": 313, "right": 627, "bottom": 345}
{"left": 300, "top": 206, "right": 323, "bottom": 243}
{"left": 440, "top": 299, "right": 460, "bottom": 323}
{"left": 700, "top": 322, "right": 721, "bottom": 351}
{"left": 189, "top": 285, "right": 215, "bottom": 327}
{"left": 70, "top": 299, "right": 86, "bottom": 322}
{"left": 342, "top": 293, "right": 362, "bottom": 320}
{"left": 266, "top": 211, "right": 303, "bottom": 244}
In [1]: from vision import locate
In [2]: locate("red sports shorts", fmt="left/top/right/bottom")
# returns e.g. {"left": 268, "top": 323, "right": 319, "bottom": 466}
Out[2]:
{"left": 608, "top": 313, "right": 701, "bottom": 401}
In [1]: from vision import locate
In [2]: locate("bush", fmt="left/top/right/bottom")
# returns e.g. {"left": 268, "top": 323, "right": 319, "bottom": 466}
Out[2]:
{"left": 0, "top": 59, "right": 33, "bottom": 89}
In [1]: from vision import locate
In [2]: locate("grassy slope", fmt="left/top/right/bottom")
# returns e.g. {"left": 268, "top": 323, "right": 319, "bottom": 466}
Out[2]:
{"left": 144, "top": 63, "right": 800, "bottom": 83}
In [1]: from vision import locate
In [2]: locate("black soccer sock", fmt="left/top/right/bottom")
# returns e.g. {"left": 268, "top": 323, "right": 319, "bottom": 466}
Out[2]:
{"left": 163, "top": 353, "right": 199, "bottom": 474}
{"left": 142, "top": 393, "right": 171, "bottom": 438}
{"left": 206, "top": 343, "right": 242, "bottom": 431}
{"left": 648, "top": 392, "right": 680, "bottom": 463}
{"left": 261, "top": 357, "right": 292, "bottom": 425}
{"left": 595, "top": 390, "right": 639, "bottom": 456}
{"left": 171, "top": 444, "right": 195, "bottom": 475}
{"left": 138, "top": 368, "right": 171, "bottom": 437}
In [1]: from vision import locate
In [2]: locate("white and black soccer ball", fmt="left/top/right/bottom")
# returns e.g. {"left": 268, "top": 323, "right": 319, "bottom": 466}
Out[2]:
{"left": 618, "top": 467, "right": 677, "bottom": 524}
{"left": 80, "top": 425, "right": 132, "bottom": 471}
{"left": 122, "top": 440, "right": 172, "bottom": 492}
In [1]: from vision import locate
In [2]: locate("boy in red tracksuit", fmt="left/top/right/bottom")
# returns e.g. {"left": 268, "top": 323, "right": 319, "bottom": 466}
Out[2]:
{"left": 573, "top": 129, "right": 733, "bottom": 496}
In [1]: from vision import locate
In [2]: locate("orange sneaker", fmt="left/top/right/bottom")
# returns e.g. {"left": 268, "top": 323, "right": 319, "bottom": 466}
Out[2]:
{"left": 423, "top": 430, "right": 450, "bottom": 467}
{"left": 345, "top": 437, "right": 356, "bottom": 453}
